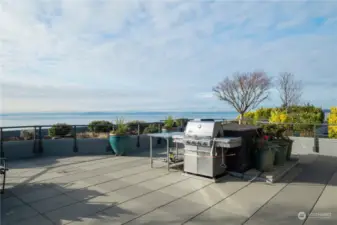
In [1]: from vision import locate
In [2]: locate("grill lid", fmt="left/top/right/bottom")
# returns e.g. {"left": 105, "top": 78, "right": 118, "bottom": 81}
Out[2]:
{"left": 184, "top": 120, "right": 223, "bottom": 137}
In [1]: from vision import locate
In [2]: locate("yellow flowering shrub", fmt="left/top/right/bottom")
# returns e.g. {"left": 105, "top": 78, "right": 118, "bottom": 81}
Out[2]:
{"left": 331, "top": 107, "right": 337, "bottom": 114}
{"left": 328, "top": 107, "right": 337, "bottom": 138}
{"left": 269, "top": 110, "right": 289, "bottom": 123}
{"left": 254, "top": 108, "right": 273, "bottom": 121}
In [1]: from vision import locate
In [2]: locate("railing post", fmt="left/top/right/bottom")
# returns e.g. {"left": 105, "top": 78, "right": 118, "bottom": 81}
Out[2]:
{"left": 137, "top": 123, "right": 140, "bottom": 148}
{"left": 0, "top": 128, "right": 4, "bottom": 158}
{"left": 73, "top": 125, "right": 78, "bottom": 152}
{"left": 106, "top": 130, "right": 112, "bottom": 152}
{"left": 313, "top": 124, "right": 319, "bottom": 153}
{"left": 33, "top": 126, "right": 37, "bottom": 153}
{"left": 157, "top": 123, "right": 161, "bottom": 145}
{"left": 38, "top": 126, "right": 43, "bottom": 153}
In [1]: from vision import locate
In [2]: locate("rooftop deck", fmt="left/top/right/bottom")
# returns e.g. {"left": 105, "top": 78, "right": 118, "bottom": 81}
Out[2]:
{"left": 2, "top": 151, "right": 337, "bottom": 225}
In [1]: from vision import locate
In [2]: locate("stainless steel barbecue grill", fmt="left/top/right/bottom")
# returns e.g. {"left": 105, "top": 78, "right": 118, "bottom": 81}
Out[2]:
{"left": 173, "top": 119, "right": 242, "bottom": 178}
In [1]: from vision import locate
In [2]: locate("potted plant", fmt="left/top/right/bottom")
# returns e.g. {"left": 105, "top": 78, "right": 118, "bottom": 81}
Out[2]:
{"left": 109, "top": 118, "right": 130, "bottom": 156}
{"left": 270, "top": 128, "right": 289, "bottom": 165}
{"left": 253, "top": 137, "right": 275, "bottom": 172}
{"left": 162, "top": 116, "right": 175, "bottom": 133}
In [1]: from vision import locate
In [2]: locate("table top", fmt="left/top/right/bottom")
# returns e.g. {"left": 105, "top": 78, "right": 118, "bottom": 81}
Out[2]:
{"left": 146, "top": 132, "right": 184, "bottom": 138}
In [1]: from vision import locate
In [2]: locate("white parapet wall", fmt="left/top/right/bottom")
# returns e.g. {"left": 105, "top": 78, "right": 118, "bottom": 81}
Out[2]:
{"left": 290, "top": 136, "right": 337, "bottom": 157}
{"left": 4, "top": 135, "right": 336, "bottom": 160}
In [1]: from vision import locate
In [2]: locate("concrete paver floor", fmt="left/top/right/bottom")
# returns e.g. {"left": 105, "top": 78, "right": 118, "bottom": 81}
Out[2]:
{"left": 1, "top": 152, "right": 337, "bottom": 225}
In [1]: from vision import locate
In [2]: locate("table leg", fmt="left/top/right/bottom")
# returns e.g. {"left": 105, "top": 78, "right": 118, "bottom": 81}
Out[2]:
{"left": 176, "top": 141, "right": 178, "bottom": 162}
{"left": 150, "top": 136, "right": 153, "bottom": 168}
{"left": 167, "top": 137, "right": 169, "bottom": 171}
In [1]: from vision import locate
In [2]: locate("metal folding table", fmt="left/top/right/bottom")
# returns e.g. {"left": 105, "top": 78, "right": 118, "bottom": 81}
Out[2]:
{"left": 146, "top": 132, "right": 184, "bottom": 170}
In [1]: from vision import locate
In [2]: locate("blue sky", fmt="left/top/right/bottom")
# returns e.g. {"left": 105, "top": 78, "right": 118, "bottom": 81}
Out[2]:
{"left": 0, "top": 0, "right": 337, "bottom": 113}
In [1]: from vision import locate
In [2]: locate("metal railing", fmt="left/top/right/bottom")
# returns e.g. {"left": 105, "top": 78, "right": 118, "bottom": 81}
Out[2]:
{"left": 1, "top": 119, "right": 336, "bottom": 158}
{"left": 0, "top": 118, "right": 237, "bottom": 157}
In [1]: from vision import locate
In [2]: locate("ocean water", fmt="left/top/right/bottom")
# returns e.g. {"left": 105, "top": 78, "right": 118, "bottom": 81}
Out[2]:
{"left": 0, "top": 111, "right": 238, "bottom": 127}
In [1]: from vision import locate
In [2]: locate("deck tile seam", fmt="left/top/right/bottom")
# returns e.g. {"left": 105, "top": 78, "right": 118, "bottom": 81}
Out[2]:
{"left": 42, "top": 174, "right": 190, "bottom": 225}
{"left": 180, "top": 180, "right": 253, "bottom": 225}
{"left": 240, "top": 157, "right": 337, "bottom": 225}
{"left": 301, "top": 166, "right": 337, "bottom": 225}
{"left": 7, "top": 156, "right": 116, "bottom": 174}
{"left": 8, "top": 170, "right": 179, "bottom": 225}
{"left": 2, "top": 189, "right": 56, "bottom": 225}
{"left": 39, "top": 170, "right": 184, "bottom": 216}
{"left": 9, "top": 162, "right": 157, "bottom": 208}
{"left": 8, "top": 158, "right": 150, "bottom": 190}
{"left": 239, "top": 172, "right": 301, "bottom": 225}
{"left": 24, "top": 157, "right": 150, "bottom": 184}
{"left": 121, "top": 179, "right": 220, "bottom": 225}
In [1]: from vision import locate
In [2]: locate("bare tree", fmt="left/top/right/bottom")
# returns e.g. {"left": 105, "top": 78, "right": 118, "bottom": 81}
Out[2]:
{"left": 213, "top": 71, "right": 272, "bottom": 124}
{"left": 277, "top": 72, "right": 302, "bottom": 109}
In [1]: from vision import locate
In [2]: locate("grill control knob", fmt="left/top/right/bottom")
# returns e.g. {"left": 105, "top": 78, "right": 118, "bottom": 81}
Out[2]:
{"left": 192, "top": 141, "right": 196, "bottom": 145}
{"left": 186, "top": 140, "right": 191, "bottom": 144}
{"left": 203, "top": 142, "right": 207, "bottom": 146}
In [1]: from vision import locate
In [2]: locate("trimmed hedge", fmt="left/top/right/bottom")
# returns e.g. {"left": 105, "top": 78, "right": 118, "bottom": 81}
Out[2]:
{"left": 48, "top": 123, "right": 72, "bottom": 137}
{"left": 175, "top": 118, "right": 189, "bottom": 127}
{"left": 88, "top": 120, "right": 113, "bottom": 133}
{"left": 143, "top": 124, "right": 159, "bottom": 134}
{"left": 20, "top": 129, "right": 35, "bottom": 140}
{"left": 127, "top": 120, "right": 147, "bottom": 135}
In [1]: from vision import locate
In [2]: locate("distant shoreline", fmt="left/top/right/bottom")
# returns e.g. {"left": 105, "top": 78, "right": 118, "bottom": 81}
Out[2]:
{"left": 1, "top": 108, "right": 331, "bottom": 116}
{"left": 0, "top": 111, "right": 239, "bottom": 127}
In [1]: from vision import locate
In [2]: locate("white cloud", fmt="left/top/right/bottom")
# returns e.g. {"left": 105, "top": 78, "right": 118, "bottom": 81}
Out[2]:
{"left": 1, "top": 0, "right": 337, "bottom": 113}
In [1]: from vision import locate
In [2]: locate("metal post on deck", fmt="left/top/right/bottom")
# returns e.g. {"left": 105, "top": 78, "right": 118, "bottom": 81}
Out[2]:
{"left": 73, "top": 125, "right": 78, "bottom": 152}
{"left": 137, "top": 123, "right": 140, "bottom": 148}
{"left": 0, "top": 128, "right": 4, "bottom": 158}
{"left": 38, "top": 126, "right": 43, "bottom": 153}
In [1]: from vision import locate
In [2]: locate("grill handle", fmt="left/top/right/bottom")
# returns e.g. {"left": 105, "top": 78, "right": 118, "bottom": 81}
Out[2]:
{"left": 184, "top": 149, "right": 212, "bottom": 153}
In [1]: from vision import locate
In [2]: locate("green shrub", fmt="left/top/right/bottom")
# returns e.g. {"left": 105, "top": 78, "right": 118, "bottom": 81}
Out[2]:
{"left": 88, "top": 120, "right": 113, "bottom": 133}
{"left": 20, "top": 129, "right": 35, "bottom": 140}
{"left": 143, "top": 124, "right": 159, "bottom": 134}
{"left": 127, "top": 120, "right": 147, "bottom": 134}
{"left": 48, "top": 123, "right": 72, "bottom": 137}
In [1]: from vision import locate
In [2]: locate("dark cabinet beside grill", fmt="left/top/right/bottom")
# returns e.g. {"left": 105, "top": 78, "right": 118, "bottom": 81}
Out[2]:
{"left": 222, "top": 124, "right": 262, "bottom": 173}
